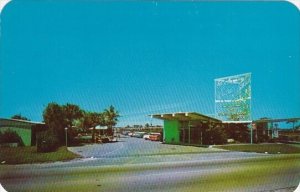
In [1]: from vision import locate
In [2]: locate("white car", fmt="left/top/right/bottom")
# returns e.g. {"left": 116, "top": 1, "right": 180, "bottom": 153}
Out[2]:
{"left": 143, "top": 134, "right": 150, "bottom": 140}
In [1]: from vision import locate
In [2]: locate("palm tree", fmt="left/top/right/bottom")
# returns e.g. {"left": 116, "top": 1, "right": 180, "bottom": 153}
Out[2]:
{"left": 80, "top": 111, "right": 101, "bottom": 143}
{"left": 90, "top": 112, "right": 102, "bottom": 143}
{"left": 62, "top": 103, "right": 83, "bottom": 129}
{"left": 11, "top": 114, "right": 30, "bottom": 121}
{"left": 104, "top": 105, "right": 120, "bottom": 136}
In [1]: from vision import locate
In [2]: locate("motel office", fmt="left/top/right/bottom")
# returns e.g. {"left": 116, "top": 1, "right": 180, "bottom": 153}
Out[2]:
{"left": 150, "top": 112, "right": 287, "bottom": 145}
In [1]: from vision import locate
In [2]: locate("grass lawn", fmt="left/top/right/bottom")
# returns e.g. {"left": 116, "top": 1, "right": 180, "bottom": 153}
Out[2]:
{"left": 215, "top": 143, "right": 300, "bottom": 154}
{"left": 138, "top": 143, "right": 225, "bottom": 156}
{"left": 0, "top": 146, "right": 80, "bottom": 164}
{"left": 182, "top": 154, "right": 300, "bottom": 191}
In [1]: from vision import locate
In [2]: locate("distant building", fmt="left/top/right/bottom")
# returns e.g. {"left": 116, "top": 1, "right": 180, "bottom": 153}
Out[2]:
{"left": 253, "top": 117, "right": 300, "bottom": 142}
{"left": 0, "top": 118, "right": 46, "bottom": 146}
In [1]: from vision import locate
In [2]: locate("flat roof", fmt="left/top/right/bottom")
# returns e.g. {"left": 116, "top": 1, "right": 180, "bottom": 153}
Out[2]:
{"left": 222, "top": 121, "right": 252, "bottom": 123}
{"left": 0, "top": 118, "right": 45, "bottom": 125}
{"left": 253, "top": 117, "right": 300, "bottom": 123}
{"left": 150, "top": 112, "right": 222, "bottom": 123}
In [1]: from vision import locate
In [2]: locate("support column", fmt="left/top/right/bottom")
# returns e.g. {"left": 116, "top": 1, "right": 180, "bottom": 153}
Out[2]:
{"left": 271, "top": 122, "right": 274, "bottom": 139}
{"left": 250, "top": 124, "right": 253, "bottom": 144}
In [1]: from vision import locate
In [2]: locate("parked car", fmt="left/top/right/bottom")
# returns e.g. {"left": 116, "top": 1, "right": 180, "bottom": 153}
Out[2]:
{"left": 101, "top": 136, "right": 111, "bottom": 143}
{"left": 122, "top": 131, "right": 130, "bottom": 136}
{"left": 133, "top": 132, "right": 146, "bottom": 138}
{"left": 95, "top": 135, "right": 112, "bottom": 143}
{"left": 128, "top": 132, "right": 133, "bottom": 137}
{"left": 143, "top": 133, "right": 150, "bottom": 140}
{"left": 149, "top": 133, "right": 161, "bottom": 141}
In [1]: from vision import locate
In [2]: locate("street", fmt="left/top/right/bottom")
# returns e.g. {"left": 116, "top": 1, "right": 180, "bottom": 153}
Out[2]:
{"left": 1, "top": 137, "right": 299, "bottom": 192}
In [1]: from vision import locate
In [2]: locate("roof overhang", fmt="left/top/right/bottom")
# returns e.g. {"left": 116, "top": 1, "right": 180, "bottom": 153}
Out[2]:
{"left": 150, "top": 112, "right": 222, "bottom": 123}
{"left": 222, "top": 121, "right": 252, "bottom": 124}
{"left": 0, "top": 118, "right": 45, "bottom": 125}
{"left": 253, "top": 117, "right": 300, "bottom": 123}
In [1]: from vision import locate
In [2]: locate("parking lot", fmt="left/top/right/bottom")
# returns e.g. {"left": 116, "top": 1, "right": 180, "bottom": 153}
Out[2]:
{"left": 69, "top": 135, "right": 220, "bottom": 157}
{"left": 68, "top": 136, "right": 269, "bottom": 166}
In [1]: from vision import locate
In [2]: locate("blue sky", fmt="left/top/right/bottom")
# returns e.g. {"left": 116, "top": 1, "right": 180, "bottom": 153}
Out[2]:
{"left": 0, "top": 1, "right": 299, "bottom": 126}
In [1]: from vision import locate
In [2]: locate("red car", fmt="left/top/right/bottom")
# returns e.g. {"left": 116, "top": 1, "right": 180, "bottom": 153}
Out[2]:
{"left": 149, "top": 133, "right": 161, "bottom": 141}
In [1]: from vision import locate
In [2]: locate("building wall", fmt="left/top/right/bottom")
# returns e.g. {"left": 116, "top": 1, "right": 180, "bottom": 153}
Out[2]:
{"left": 164, "top": 120, "right": 180, "bottom": 144}
{"left": 0, "top": 119, "right": 45, "bottom": 147}
{"left": 0, "top": 127, "right": 32, "bottom": 146}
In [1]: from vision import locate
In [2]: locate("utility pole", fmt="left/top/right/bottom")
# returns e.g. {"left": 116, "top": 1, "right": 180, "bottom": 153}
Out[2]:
{"left": 65, "top": 127, "right": 68, "bottom": 147}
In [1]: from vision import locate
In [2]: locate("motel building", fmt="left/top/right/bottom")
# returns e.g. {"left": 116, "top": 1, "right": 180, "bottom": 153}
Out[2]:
{"left": 0, "top": 118, "right": 45, "bottom": 146}
{"left": 151, "top": 112, "right": 300, "bottom": 145}
{"left": 151, "top": 112, "right": 223, "bottom": 145}
{"left": 150, "top": 112, "right": 252, "bottom": 145}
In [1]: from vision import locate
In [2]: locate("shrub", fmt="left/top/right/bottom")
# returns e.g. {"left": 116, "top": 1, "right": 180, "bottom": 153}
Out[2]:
{"left": 203, "top": 125, "right": 228, "bottom": 145}
{"left": 36, "top": 130, "right": 59, "bottom": 152}
{"left": 0, "top": 130, "right": 24, "bottom": 146}
{"left": 66, "top": 127, "right": 81, "bottom": 146}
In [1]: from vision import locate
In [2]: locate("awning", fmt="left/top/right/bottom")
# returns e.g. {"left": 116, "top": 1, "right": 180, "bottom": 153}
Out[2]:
{"left": 89, "top": 125, "right": 108, "bottom": 130}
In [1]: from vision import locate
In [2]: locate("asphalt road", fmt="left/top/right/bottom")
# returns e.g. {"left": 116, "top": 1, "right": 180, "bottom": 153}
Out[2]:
{"left": 0, "top": 137, "right": 299, "bottom": 192}
{"left": 65, "top": 136, "right": 270, "bottom": 166}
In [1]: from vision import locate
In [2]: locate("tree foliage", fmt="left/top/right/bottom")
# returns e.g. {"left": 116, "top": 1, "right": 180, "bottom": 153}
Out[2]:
{"left": 0, "top": 129, "right": 24, "bottom": 146}
{"left": 225, "top": 124, "right": 249, "bottom": 143}
{"left": 80, "top": 112, "right": 101, "bottom": 129}
{"left": 62, "top": 103, "right": 83, "bottom": 128}
{"left": 11, "top": 114, "right": 30, "bottom": 121}
{"left": 202, "top": 124, "right": 228, "bottom": 145}
{"left": 43, "top": 102, "right": 87, "bottom": 146}
{"left": 42, "top": 102, "right": 120, "bottom": 144}
{"left": 80, "top": 112, "right": 105, "bottom": 142}
{"left": 36, "top": 130, "right": 59, "bottom": 152}
{"left": 43, "top": 102, "right": 66, "bottom": 144}
{"left": 104, "top": 105, "right": 120, "bottom": 135}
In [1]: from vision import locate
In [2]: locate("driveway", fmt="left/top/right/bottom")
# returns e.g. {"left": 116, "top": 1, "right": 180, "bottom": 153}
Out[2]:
{"left": 67, "top": 136, "right": 269, "bottom": 166}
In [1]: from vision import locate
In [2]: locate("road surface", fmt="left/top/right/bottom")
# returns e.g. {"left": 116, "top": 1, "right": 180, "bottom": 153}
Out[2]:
{"left": 0, "top": 137, "right": 299, "bottom": 191}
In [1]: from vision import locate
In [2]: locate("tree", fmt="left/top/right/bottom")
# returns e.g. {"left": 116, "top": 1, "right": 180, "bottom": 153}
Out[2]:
{"left": 43, "top": 102, "right": 84, "bottom": 146}
{"left": 43, "top": 102, "right": 66, "bottom": 144}
{"left": 80, "top": 111, "right": 104, "bottom": 142}
{"left": 36, "top": 130, "right": 59, "bottom": 152}
{"left": 104, "top": 105, "right": 119, "bottom": 135}
{"left": 80, "top": 111, "right": 93, "bottom": 130}
{"left": 62, "top": 103, "right": 84, "bottom": 129}
{"left": 11, "top": 114, "right": 30, "bottom": 121}
{"left": 203, "top": 124, "right": 228, "bottom": 145}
